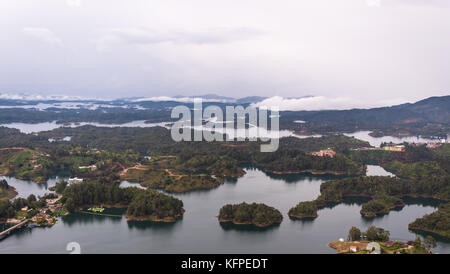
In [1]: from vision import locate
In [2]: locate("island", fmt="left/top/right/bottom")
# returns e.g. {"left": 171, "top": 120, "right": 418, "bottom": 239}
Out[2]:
{"left": 61, "top": 180, "right": 185, "bottom": 222}
{"left": 408, "top": 203, "right": 450, "bottom": 239}
{"left": 288, "top": 201, "right": 318, "bottom": 219}
{"left": 218, "top": 202, "right": 283, "bottom": 228}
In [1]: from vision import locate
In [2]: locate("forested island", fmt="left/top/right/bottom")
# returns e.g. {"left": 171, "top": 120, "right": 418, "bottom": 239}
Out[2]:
{"left": 61, "top": 180, "right": 184, "bottom": 222}
{"left": 218, "top": 202, "right": 283, "bottom": 228}
{"left": 288, "top": 201, "right": 318, "bottom": 219}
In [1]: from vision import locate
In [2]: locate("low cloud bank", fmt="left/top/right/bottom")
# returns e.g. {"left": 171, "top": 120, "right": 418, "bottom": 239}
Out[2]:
{"left": 132, "top": 96, "right": 232, "bottom": 103}
{"left": 251, "top": 96, "right": 404, "bottom": 111}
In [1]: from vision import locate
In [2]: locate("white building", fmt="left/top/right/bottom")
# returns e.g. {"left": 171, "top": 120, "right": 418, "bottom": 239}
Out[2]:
{"left": 68, "top": 177, "right": 84, "bottom": 184}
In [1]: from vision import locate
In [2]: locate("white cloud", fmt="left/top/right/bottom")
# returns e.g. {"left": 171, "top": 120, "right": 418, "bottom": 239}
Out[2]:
{"left": 251, "top": 96, "right": 407, "bottom": 111}
{"left": 97, "top": 27, "right": 265, "bottom": 49}
{"left": 66, "top": 0, "right": 81, "bottom": 8}
{"left": 132, "top": 96, "right": 231, "bottom": 103}
{"left": 22, "top": 27, "right": 63, "bottom": 46}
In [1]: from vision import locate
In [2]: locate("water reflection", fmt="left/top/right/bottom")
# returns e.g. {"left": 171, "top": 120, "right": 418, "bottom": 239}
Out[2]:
{"left": 61, "top": 211, "right": 124, "bottom": 227}
{"left": 1, "top": 167, "right": 449, "bottom": 254}
{"left": 219, "top": 222, "right": 281, "bottom": 232}
{"left": 127, "top": 219, "right": 181, "bottom": 231}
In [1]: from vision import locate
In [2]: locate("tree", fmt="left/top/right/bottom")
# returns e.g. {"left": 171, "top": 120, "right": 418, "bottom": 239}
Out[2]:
{"left": 413, "top": 236, "right": 422, "bottom": 249}
{"left": 27, "top": 194, "right": 37, "bottom": 203}
{"left": 424, "top": 236, "right": 436, "bottom": 250}
{"left": 348, "top": 226, "right": 362, "bottom": 241}
{"left": 364, "top": 226, "right": 390, "bottom": 242}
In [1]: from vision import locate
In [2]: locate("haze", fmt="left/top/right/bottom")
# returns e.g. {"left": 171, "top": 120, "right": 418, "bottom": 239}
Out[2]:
{"left": 0, "top": 0, "right": 449, "bottom": 108}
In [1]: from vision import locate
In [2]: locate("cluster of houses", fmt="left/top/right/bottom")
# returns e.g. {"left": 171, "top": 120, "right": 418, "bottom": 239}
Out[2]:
{"left": 31, "top": 197, "right": 61, "bottom": 225}
{"left": 310, "top": 149, "right": 336, "bottom": 158}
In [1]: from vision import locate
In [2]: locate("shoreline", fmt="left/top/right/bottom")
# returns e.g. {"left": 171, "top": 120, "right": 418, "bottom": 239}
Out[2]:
{"left": 408, "top": 226, "right": 450, "bottom": 240}
{"left": 218, "top": 218, "right": 282, "bottom": 228}
{"left": 125, "top": 208, "right": 185, "bottom": 222}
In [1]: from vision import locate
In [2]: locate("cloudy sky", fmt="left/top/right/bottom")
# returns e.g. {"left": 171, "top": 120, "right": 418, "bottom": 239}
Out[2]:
{"left": 0, "top": 0, "right": 449, "bottom": 108}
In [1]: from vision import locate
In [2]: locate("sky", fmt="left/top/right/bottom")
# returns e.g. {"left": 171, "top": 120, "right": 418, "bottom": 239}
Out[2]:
{"left": 0, "top": 0, "right": 449, "bottom": 109}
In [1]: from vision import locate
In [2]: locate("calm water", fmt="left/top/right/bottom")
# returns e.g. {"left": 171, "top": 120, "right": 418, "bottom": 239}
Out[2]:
{"left": 1, "top": 167, "right": 448, "bottom": 254}
{"left": 345, "top": 131, "right": 439, "bottom": 147}
{"left": 0, "top": 121, "right": 171, "bottom": 134}
{"left": 1, "top": 176, "right": 67, "bottom": 199}
{"left": 366, "top": 165, "right": 395, "bottom": 176}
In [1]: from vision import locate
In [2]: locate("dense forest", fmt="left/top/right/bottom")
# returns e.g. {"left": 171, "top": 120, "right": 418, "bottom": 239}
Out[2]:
{"left": 288, "top": 176, "right": 450, "bottom": 223}
{"left": 288, "top": 201, "right": 318, "bottom": 219}
{"left": 61, "top": 181, "right": 184, "bottom": 222}
{"left": 409, "top": 203, "right": 450, "bottom": 238}
{"left": 218, "top": 202, "right": 283, "bottom": 227}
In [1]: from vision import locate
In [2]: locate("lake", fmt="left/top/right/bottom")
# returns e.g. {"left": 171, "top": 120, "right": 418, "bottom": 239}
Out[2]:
{"left": 344, "top": 131, "right": 439, "bottom": 147}
{"left": 1, "top": 167, "right": 448, "bottom": 254}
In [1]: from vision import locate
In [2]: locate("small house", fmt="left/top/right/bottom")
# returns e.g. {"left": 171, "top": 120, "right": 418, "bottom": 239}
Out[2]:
{"left": 349, "top": 246, "right": 358, "bottom": 253}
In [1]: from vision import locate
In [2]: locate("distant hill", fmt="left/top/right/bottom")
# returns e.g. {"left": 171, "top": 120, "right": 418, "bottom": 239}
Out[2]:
{"left": 236, "top": 96, "right": 267, "bottom": 104}
{"left": 281, "top": 95, "right": 450, "bottom": 137}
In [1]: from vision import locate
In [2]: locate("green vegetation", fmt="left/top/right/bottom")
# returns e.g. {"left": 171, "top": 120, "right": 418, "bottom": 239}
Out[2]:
{"left": 0, "top": 193, "right": 54, "bottom": 222}
{"left": 348, "top": 226, "right": 362, "bottom": 241}
{"left": 61, "top": 181, "right": 184, "bottom": 222}
{"left": 288, "top": 201, "right": 318, "bottom": 219}
{"left": 383, "top": 160, "right": 447, "bottom": 179}
{"left": 409, "top": 203, "right": 450, "bottom": 238}
{"left": 360, "top": 193, "right": 405, "bottom": 217}
{"left": 281, "top": 95, "right": 450, "bottom": 138}
{"left": 251, "top": 150, "right": 364, "bottom": 175}
{"left": 218, "top": 202, "right": 283, "bottom": 227}
{"left": 0, "top": 179, "right": 17, "bottom": 201}
{"left": 287, "top": 175, "right": 449, "bottom": 227}
{"left": 316, "top": 176, "right": 450, "bottom": 204}
{"left": 364, "top": 226, "right": 390, "bottom": 242}
{"left": 127, "top": 190, "right": 184, "bottom": 222}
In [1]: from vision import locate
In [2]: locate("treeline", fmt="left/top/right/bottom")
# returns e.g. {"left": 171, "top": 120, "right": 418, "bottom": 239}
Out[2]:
{"left": 218, "top": 202, "right": 283, "bottom": 227}
{"left": 348, "top": 226, "right": 390, "bottom": 242}
{"left": 360, "top": 193, "right": 405, "bottom": 217}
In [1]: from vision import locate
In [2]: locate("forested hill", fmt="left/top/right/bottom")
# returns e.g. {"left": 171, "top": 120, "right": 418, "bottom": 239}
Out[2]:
{"left": 281, "top": 95, "right": 450, "bottom": 137}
